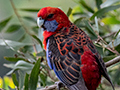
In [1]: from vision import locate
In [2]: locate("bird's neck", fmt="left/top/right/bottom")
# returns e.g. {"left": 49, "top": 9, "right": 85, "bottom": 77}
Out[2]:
{"left": 43, "top": 22, "right": 71, "bottom": 50}
{"left": 43, "top": 31, "right": 57, "bottom": 50}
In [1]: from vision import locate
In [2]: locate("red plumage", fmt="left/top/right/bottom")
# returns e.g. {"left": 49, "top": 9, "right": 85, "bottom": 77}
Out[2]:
{"left": 37, "top": 7, "right": 114, "bottom": 90}
{"left": 43, "top": 31, "right": 57, "bottom": 50}
{"left": 81, "top": 46, "right": 101, "bottom": 90}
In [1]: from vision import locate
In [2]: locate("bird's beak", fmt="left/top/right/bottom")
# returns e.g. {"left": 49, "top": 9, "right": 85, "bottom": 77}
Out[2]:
{"left": 37, "top": 17, "right": 44, "bottom": 28}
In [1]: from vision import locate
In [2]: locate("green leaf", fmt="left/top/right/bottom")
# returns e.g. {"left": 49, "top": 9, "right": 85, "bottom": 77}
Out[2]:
{"left": 0, "top": 16, "right": 12, "bottom": 31}
{"left": 115, "top": 44, "right": 120, "bottom": 53}
{"left": 19, "top": 8, "right": 40, "bottom": 12}
{"left": 36, "top": 51, "right": 45, "bottom": 57}
{"left": 23, "top": 16, "right": 36, "bottom": 23}
{"left": 19, "top": 46, "right": 33, "bottom": 53}
{"left": 20, "top": 52, "right": 36, "bottom": 63}
{"left": 24, "top": 73, "right": 29, "bottom": 90}
{"left": 67, "top": 7, "right": 72, "bottom": 17}
{"left": 4, "top": 60, "right": 34, "bottom": 75}
{"left": 101, "top": 0, "right": 120, "bottom": 8}
{"left": 84, "top": 20, "right": 97, "bottom": 37}
{"left": 18, "top": 34, "right": 26, "bottom": 42}
{"left": 103, "top": 55, "right": 116, "bottom": 62}
{"left": 114, "top": 29, "right": 120, "bottom": 39}
{"left": 74, "top": 17, "right": 85, "bottom": 27}
{"left": 79, "top": 0, "right": 94, "bottom": 13}
{"left": 32, "top": 26, "right": 39, "bottom": 34}
{"left": 112, "top": 67, "right": 120, "bottom": 85}
{"left": 40, "top": 63, "right": 51, "bottom": 70}
{"left": 95, "top": 0, "right": 102, "bottom": 9}
{"left": 4, "top": 57, "right": 25, "bottom": 62}
{"left": 95, "top": 45, "right": 103, "bottom": 55}
{"left": 12, "top": 73, "right": 19, "bottom": 87}
{"left": 90, "top": 4, "right": 120, "bottom": 20}
{"left": 109, "top": 36, "right": 120, "bottom": 48}
{"left": 0, "top": 39, "right": 33, "bottom": 47}
{"left": 32, "top": 35, "right": 43, "bottom": 48}
{"left": 29, "top": 58, "right": 41, "bottom": 90}
{"left": 101, "top": 17, "right": 120, "bottom": 25}
{"left": 4, "top": 64, "right": 16, "bottom": 76}
{"left": 6, "top": 25, "right": 21, "bottom": 33}
{"left": 8, "top": 86, "right": 16, "bottom": 90}
{"left": 15, "top": 60, "right": 34, "bottom": 69}
{"left": 94, "top": 17, "right": 99, "bottom": 33}
{"left": 40, "top": 73, "right": 47, "bottom": 87}
{"left": 18, "top": 70, "right": 25, "bottom": 90}
{"left": 72, "top": 12, "right": 88, "bottom": 16}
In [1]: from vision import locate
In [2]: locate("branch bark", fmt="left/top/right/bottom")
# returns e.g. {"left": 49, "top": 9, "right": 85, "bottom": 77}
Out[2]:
{"left": 39, "top": 84, "right": 57, "bottom": 90}
{"left": 105, "top": 55, "right": 120, "bottom": 67}
{"left": 102, "top": 32, "right": 117, "bottom": 39}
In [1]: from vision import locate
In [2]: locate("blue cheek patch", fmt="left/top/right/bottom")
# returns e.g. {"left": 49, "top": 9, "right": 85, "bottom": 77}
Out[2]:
{"left": 44, "top": 20, "right": 58, "bottom": 32}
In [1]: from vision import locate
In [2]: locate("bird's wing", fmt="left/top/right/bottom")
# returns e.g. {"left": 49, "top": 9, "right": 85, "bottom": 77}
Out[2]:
{"left": 46, "top": 36, "right": 88, "bottom": 90}
{"left": 87, "top": 41, "right": 115, "bottom": 90}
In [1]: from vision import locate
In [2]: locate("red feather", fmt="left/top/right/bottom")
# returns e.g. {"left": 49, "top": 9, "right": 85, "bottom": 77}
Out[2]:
{"left": 43, "top": 31, "right": 57, "bottom": 50}
{"left": 81, "top": 46, "right": 101, "bottom": 90}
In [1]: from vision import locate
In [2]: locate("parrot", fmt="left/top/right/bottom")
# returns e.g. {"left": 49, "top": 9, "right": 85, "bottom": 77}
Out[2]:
{"left": 37, "top": 7, "right": 114, "bottom": 90}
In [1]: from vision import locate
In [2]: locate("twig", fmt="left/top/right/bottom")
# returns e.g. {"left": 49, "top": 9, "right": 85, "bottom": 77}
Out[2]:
{"left": 105, "top": 55, "right": 120, "bottom": 67}
{"left": 33, "top": 44, "right": 39, "bottom": 59}
{"left": 102, "top": 32, "right": 117, "bottom": 39}
{"left": 88, "top": 22, "right": 120, "bottom": 55}
{"left": 10, "top": 0, "right": 39, "bottom": 58}
{"left": 93, "top": 32, "right": 117, "bottom": 42}
{"left": 45, "top": 68, "right": 57, "bottom": 82}
{"left": 96, "top": 37, "right": 120, "bottom": 55}
{"left": 39, "top": 84, "right": 57, "bottom": 90}
{"left": 41, "top": 69, "right": 56, "bottom": 82}
{"left": 96, "top": 41, "right": 120, "bottom": 56}
{"left": 10, "top": 0, "right": 30, "bottom": 35}
{"left": 33, "top": 44, "right": 37, "bottom": 54}
{"left": 38, "top": 82, "right": 67, "bottom": 90}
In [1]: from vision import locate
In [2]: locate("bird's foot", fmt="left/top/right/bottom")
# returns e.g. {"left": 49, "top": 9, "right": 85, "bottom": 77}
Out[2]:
{"left": 55, "top": 81, "right": 65, "bottom": 90}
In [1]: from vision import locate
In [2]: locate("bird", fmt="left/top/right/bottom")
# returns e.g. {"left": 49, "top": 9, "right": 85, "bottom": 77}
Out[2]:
{"left": 37, "top": 7, "right": 114, "bottom": 90}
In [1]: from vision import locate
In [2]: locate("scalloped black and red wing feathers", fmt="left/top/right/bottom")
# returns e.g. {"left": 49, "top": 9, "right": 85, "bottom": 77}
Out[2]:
{"left": 46, "top": 22, "right": 113, "bottom": 90}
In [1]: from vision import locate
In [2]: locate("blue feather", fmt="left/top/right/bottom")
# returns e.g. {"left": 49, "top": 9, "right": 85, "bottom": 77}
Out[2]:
{"left": 46, "top": 39, "right": 53, "bottom": 69}
{"left": 53, "top": 62, "right": 71, "bottom": 85}
{"left": 44, "top": 20, "right": 58, "bottom": 32}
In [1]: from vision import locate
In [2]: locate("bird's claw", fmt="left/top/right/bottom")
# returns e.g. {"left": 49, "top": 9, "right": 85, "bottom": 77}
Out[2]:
{"left": 55, "top": 81, "right": 65, "bottom": 90}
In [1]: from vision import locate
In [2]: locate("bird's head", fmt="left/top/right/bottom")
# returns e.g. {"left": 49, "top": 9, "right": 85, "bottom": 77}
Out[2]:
{"left": 37, "top": 7, "right": 70, "bottom": 32}
{"left": 37, "top": 7, "right": 70, "bottom": 49}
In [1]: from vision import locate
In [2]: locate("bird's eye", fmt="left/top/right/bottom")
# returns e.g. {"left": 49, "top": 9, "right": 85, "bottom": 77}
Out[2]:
{"left": 47, "top": 14, "right": 54, "bottom": 19}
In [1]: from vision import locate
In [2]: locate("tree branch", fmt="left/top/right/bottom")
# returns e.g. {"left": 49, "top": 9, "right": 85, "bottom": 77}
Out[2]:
{"left": 92, "top": 31, "right": 117, "bottom": 42}
{"left": 39, "top": 84, "right": 57, "bottom": 90}
{"left": 105, "top": 55, "right": 120, "bottom": 67}
{"left": 102, "top": 32, "right": 117, "bottom": 39}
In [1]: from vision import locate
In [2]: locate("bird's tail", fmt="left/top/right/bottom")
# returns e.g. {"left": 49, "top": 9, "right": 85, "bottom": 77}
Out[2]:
{"left": 67, "top": 80, "right": 88, "bottom": 90}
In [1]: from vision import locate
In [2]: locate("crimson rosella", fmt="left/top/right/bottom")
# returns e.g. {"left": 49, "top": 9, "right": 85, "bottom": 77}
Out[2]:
{"left": 37, "top": 7, "right": 114, "bottom": 90}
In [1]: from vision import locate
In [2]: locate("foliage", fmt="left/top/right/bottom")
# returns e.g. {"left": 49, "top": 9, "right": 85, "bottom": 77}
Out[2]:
{"left": 0, "top": 76, "right": 15, "bottom": 89}
{"left": 0, "top": 0, "right": 120, "bottom": 90}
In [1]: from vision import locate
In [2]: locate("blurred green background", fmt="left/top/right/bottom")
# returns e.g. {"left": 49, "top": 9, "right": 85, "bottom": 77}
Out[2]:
{"left": 0, "top": 0, "right": 120, "bottom": 90}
